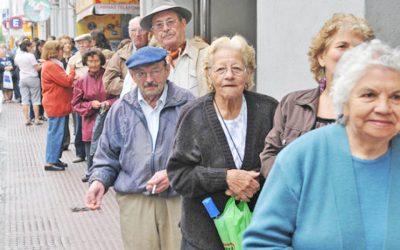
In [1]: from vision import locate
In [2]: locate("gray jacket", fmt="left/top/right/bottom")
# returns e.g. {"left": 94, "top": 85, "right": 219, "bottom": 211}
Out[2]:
{"left": 89, "top": 81, "right": 194, "bottom": 197}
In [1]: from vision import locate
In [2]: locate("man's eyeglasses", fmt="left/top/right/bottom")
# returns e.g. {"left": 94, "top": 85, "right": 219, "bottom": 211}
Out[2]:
{"left": 210, "top": 65, "right": 247, "bottom": 77}
{"left": 151, "top": 19, "right": 179, "bottom": 32}
{"left": 133, "top": 68, "right": 164, "bottom": 81}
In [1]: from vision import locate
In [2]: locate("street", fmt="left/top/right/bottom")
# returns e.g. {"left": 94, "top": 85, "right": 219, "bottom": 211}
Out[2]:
{"left": 0, "top": 103, "right": 123, "bottom": 249}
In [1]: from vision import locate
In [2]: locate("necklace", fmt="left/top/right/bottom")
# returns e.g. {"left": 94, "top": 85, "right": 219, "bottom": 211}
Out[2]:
{"left": 213, "top": 98, "right": 243, "bottom": 165}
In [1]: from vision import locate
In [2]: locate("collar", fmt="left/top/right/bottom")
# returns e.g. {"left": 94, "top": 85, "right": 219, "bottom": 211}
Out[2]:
{"left": 294, "top": 87, "right": 321, "bottom": 106}
{"left": 87, "top": 67, "right": 105, "bottom": 79}
{"left": 50, "top": 58, "right": 64, "bottom": 69}
{"left": 167, "top": 41, "right": 186, "bottom": 67}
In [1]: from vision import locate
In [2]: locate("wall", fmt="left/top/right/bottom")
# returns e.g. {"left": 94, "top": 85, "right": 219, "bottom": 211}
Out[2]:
{"left": 256, "top": 0, "right": 365, "bottom": 100}
{"left": 50, "top": 0, "right": 76, "bottom": 38}
{"left": 366, "top": 0, "right": 400, "bottom": 47}
{"left": 209, "top": 0, "right": 257, "bottom": 47}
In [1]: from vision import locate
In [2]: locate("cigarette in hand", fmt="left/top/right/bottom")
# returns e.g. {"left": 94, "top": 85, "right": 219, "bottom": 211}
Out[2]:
{"left": 152, "top": 185, "right": 157, "bottom": 194}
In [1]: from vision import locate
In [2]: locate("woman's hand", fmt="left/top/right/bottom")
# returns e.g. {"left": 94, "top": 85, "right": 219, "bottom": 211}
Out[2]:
{"left": 226, "top": 169, "right": 260, "bottom": 202}
{"left": 91, "top": 100, "right": 101, "bottom": 109}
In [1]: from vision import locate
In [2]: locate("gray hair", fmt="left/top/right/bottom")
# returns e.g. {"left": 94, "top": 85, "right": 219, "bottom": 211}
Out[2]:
{"left": 331, "top": 39, "right": 400, "bottom": 123}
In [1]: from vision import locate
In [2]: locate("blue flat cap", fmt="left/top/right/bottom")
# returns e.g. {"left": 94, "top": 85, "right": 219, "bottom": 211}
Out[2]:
{"left": 126, "top": 46, "right": 167, "bottom": 69}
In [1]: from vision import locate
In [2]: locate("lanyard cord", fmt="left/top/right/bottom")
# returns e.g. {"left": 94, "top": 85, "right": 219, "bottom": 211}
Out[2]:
{"left": 213, "top": 98, "right": 243, "bottom": 165}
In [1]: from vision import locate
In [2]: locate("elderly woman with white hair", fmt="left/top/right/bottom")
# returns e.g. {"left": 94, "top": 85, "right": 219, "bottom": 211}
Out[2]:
{"left": 243, "top": 39, "right": 400, "bottom": 249}
{"left": 167, "top": 35, "right": 278, "bottom": 250}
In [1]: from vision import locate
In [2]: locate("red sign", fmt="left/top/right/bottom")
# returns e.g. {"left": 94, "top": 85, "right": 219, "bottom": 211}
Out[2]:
{"left": 9, "top": 16, "right": 23, "bottom": 29}
{"left": 2, "top": 20, "right": 8, "bottom": 30}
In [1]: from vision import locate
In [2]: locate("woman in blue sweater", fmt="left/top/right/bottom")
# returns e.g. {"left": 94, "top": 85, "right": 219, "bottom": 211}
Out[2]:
{"left": 243, "top": 39, "right": 400, "bottom": 249}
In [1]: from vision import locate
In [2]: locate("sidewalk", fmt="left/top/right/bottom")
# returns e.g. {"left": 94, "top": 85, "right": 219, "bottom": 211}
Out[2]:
{"left": 0, "top": 102, "right": 123, "bottom": 249}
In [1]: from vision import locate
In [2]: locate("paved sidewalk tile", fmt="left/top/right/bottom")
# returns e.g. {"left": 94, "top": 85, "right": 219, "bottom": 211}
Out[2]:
{"left": 0, "top": 103, "right": 123, "bottom": 249}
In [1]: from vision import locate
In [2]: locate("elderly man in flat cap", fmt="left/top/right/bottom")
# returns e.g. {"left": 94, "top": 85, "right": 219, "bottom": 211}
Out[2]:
{"left": 66, "top": 33, "right": 93, "bottom": 167}
{"left": 85, "top": 46, "right": 194, "bottom": 250}
{"left": 141, "top": 0, "right": 208, "bottom": 97}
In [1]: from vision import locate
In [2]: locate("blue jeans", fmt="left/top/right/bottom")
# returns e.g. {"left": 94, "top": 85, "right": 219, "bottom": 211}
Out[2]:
{"left": 75, "top": 113, "right": 86, "bottom": 158}
{"left": 45, "top": 116, "right": 66, "bottom": 163}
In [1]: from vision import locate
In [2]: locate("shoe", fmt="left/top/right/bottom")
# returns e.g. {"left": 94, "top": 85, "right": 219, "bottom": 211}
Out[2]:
{"left": 25, "top": 121, "right": 33, "bottom": 126}
{"left": 39, "top": 116, "right": 48, "bottom": 121}
{"left": 57, "top": 161, "right": 68, "bottom": 168}
{"left": 44, "top": 164, "right": 65, "bottom": 171}
{"left": 81, "top": 175, "right": 89, "bottom": 182}
{"left": 34, "top": 121, "right": 43, "bottom": 125}
{"left": 72, "top": 157, "right": 85, "bottom": 163}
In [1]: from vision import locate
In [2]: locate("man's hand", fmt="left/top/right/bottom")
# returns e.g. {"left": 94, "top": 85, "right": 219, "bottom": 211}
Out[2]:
{"left": 226, "top": 170, "right": 260, "bottom": 202}
{"left": 146, "top": 170, "right": 170, "bottom": 194}
{"left": 85, "top": 180, "right": 105, "bottom": 210}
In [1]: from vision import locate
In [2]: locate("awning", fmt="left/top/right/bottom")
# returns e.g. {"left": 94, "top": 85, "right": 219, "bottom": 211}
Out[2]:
{"left": 76, "top": 4, "right": 140, "bottom": 22}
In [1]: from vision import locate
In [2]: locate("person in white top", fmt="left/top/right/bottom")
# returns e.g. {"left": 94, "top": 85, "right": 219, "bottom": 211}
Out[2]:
{"left": 14, "top": 39, "right": 42, "bottom": 126}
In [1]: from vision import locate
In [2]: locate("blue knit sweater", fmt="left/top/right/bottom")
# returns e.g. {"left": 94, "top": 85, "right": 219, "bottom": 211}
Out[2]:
{"left": 243, "top": 124, "right": 400, "bottom": 250}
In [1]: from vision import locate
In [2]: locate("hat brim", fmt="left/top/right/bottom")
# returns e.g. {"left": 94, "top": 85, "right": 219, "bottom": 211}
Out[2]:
{"left": 141, "top": 6, "right": 192, "bottom": 31}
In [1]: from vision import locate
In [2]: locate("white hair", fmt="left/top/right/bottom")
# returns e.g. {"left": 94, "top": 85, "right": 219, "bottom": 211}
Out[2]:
{"left": 331, "top": 39, "right": 400, "bottom": 123}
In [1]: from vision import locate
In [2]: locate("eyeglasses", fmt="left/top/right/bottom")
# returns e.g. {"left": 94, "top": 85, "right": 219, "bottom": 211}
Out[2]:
{"left": 133, "top": 68, "right": 164, "bottom": 81}
{"left": 210, "top": 65, "right": 247, "bottom": 77}
{"left": 151, "top": 18, "right": 179, "bottom": 31}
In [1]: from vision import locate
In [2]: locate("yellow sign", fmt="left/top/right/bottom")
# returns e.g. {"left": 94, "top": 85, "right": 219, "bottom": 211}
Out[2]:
{"left": 76, "top": 14, "right": 122, "bottom": 39}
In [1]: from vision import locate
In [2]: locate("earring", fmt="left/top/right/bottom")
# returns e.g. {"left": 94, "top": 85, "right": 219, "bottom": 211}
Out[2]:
{"left": 318, "top": 67, "right": 327, "bottom": 92}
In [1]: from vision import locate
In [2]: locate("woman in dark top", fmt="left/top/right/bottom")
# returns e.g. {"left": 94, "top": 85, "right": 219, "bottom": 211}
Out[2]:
{"left": 167, "top": 35, "right": 278, "bottom": 250}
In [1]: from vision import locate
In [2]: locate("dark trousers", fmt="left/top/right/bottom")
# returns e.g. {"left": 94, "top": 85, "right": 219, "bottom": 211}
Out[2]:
{"left": 62, "top": 115, "right": 70, "bottom": 150}
{"left": 84, "top": 142, "right": 93, "bottom": 177}
{"left": 74, "top": 113, "right": 86, "bottom": 158}
{"left": 29, "top": 101, "right": 44, "bottom": 120}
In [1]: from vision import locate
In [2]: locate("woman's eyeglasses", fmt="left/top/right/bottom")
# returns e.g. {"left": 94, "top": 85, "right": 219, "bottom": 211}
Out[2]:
{"left": 211, "top": 65, "right": 247, "bottom": 77}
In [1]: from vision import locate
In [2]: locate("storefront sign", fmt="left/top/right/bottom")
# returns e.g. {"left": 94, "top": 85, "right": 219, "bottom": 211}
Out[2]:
{"left": 9, "top": 16, "right": 23, "bottom": 29}
{"left": 23, "top": 0, "right": 51, "bottom": 22}
{"left": 95, "top": 4, "right": 139, "bottom": 15}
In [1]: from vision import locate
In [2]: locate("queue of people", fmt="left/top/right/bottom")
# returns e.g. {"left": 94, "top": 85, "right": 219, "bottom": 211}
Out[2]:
{"left": 83, "top": 3, "right": 399, "bottom": 250}
{"left": 1, "top": 0, "right": 399, "bottom": 249}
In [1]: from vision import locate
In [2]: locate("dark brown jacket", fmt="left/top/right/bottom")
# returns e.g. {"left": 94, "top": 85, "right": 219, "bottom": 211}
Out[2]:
{"left": 102, "top": 42, "right": 134, "bottom": 96}
{"left": 260, "top": 87, "right": 320, "bottom": 177}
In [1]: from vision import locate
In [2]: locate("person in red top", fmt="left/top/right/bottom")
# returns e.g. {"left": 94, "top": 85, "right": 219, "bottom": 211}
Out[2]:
{"left": 72, "top": 49, "right": 117, "bottom": 181}
{"left": 41, "top": 41, "right": 76, "bottom": 171}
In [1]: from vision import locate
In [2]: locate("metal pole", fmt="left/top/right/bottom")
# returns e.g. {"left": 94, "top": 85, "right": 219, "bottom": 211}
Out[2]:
{"left": 193, "top": 0, "right": 200, "bottom": 36}
{"left": 199, "top": 0, "right": 210, "bottom": 43}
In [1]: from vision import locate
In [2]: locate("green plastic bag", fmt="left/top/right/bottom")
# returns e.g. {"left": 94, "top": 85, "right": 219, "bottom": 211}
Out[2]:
{"left": 203, "top": 197, "right": 252, "bottom": 250}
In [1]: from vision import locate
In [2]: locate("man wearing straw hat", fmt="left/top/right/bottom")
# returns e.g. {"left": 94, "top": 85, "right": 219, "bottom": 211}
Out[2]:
{"left": 141, "top": 0, "right": 209, "bottom": 97}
